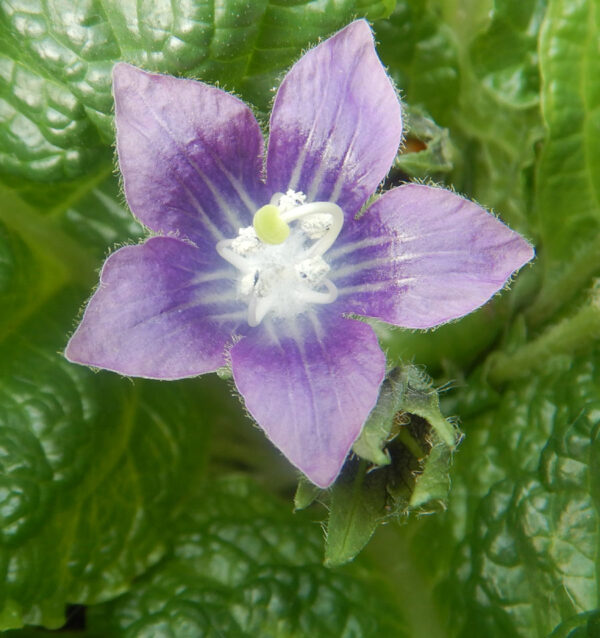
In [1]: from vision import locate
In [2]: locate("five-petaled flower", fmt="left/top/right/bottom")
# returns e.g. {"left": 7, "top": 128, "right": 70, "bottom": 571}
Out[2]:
{"left": 65, "top": 20, "right": 533, "bottom": 488}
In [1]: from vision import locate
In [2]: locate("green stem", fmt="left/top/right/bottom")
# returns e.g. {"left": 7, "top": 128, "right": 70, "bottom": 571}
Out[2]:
{"left": 526, "top": 234, "right": 600, "bottom": 326}
{"left": 488, "top": 296, "right": 600, "bottom": 385}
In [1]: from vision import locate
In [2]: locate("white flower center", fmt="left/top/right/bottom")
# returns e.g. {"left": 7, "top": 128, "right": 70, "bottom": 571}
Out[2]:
{"left": 216, "top": 190, "right": 343, "bottom": 327}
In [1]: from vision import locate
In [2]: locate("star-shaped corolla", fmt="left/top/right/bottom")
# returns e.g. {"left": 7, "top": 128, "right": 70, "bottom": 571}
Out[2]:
{"left": 65, "top": 20, "right": 534, "bottom": 488}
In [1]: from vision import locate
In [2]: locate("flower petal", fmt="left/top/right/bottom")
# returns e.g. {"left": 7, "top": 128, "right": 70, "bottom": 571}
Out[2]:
{"left": 266, "top": 20, "right": 402, "bottom": 219}
{"left": 230, "top": 311, "right": 386, "bottom": 487}
{"left": 330, "top": 184, "right": 534, "bottom": 329}
{"left": 66, "top": 237, "right": 244, "bottom": 379}
{"left": 113, "top": 63, "right": 267, "bottom": 248}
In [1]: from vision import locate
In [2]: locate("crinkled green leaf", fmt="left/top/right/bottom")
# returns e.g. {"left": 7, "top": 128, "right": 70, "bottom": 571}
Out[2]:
{"left": 537, "top": 0, "right": 600, "bottom": 265}
{"left": 0, "top": 219, "right": 45, "bottom": 339}
{"left": 0, "top": 43, "right": 109, "bottom": 180}
{"left": 0, "top": 170, "right": 142, "bottom": 350}
{"left": 425, "top": 350, "right": 600, "bottom": 637}
{"left": 452, "top": 0, "right": 545, "bottom": 232}
{"left": 469, "top": 0, "right": 545, "bottom": 109}
{"left": 87, "top": 477, "right": 407, "bottom": 638}
{"left": 0, "top": 291, "right": 212, "bottom": 630}
{"left": 0, "top": 170, "right": 143, "bottom": 308}
{"left": 0, "top": 0, "right": 395, "bottom": 181}
{"left": 0, "top": 160, "right": 112, "bottom": 214}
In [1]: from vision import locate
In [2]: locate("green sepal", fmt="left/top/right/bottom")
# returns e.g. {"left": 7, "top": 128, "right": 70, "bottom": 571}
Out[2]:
{"left": 354, "top": 365, "right": 459, "bottom": 461}
{"left": 216, "top": 365, "right": 233, "bottom": 380}
{"left": 409, "top": 434, "right": 453, "bottom": 509}
{"left": 324, "top": 365, "right": 460, "bottom": 566}
{"left": 398, "top": 368, "right": 458, "bottom": 448}
{"left": 324, "top": 459, "right": 387, "bottom": 567}
{"left": 294, "top": 477, "right": 323, "bottom": 511}
{"left": 352, "top": 367, "right": 407, "bottom": 465}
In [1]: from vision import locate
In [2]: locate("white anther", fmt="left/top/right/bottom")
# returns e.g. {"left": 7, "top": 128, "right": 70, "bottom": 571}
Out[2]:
{"left": 277, "top": 189, "right": 307, "bottom": 212}
{"left": 300, "top": 213, "right": 332, "bottom": 239}
{"left": 230, "top": 226, "right": 260, "bottom": 255}
{"left": 295, "top": 256, "right": 330, "bottom": 286}
{"left": 240, "top": 272, "right": 257, "bottom": 297}
{"left": 280, "top": 202, "right": 344, "bottom": 258}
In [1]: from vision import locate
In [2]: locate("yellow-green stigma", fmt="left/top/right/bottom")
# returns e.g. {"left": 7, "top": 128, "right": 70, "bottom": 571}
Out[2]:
{"left": 253, "top": 204, "right": 290, "bottom": 244}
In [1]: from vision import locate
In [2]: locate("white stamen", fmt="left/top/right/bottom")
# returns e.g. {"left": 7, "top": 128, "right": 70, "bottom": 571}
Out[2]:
{"left": 230, "top": 226, "right": 260, "bottom": 254}
{"left": 216, "top": 193, "right": 344, "bottom": 326}
{"left": 215, "top": 240, "right": 250, "bottom": 271}
{"left": 295, "top": 255, "right": 330, "bottom": 285}
{"left": 248, "top": 292, "right": 275, "bottom": 327}
{"left": 277, "top": 189, "right": 307, "bottom": 212}
{"left": 296, "top": 280, "right": 338, "bottom": 305}
{"left": 280, "top": 202, "right": 343, "bottom": 258}
{"left": 300, "top": 213, "right": 332, "bottom": 239}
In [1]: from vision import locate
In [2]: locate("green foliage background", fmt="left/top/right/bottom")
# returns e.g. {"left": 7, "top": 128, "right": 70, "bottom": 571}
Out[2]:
{"left": 1, "top": 0, "right": 599, "bottom": 636}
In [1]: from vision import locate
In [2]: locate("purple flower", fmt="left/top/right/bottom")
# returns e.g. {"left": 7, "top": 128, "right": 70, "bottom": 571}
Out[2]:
{"left": 65, "top": 20, "right": 533, "bottom": 488}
